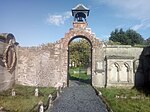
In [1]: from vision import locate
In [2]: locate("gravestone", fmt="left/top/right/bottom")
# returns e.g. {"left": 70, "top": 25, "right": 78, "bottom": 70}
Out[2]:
{"left": 35, "top": 88, "right": 39, "bottom": 97}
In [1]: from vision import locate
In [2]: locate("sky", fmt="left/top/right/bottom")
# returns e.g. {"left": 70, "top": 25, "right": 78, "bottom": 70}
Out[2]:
{"left": 1, "top": 0, "right": 150, "bottom": 46}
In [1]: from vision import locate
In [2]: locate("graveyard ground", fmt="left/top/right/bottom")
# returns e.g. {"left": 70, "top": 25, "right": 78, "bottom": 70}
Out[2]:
{"left": 98, "top": 87, "right": 150, "bottom": 112}
{"left": 69, "top": 67, "right": 91, "bottom": 83}
{"left": 0, "top": 85, "right": 56, "bottom": 112}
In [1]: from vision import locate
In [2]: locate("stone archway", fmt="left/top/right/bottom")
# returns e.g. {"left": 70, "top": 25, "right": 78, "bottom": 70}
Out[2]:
{"left": 67, "top": 35, "right": 93, "bottom": 86}
{"left": 59, "top": 22, "right": 104, "bottom": 87}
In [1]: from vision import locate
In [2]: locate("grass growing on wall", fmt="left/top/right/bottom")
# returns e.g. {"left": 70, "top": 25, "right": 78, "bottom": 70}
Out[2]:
{"left": 98, "top": 88, "right": 150, "bottom": 112}
{"left": 0, "top": 85, "right": 56, "bottom": 112}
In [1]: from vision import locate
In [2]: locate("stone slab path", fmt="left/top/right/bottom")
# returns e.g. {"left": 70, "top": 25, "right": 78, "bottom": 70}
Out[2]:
{"left": 49, "top": 81, "right": 108, "bottom": 112}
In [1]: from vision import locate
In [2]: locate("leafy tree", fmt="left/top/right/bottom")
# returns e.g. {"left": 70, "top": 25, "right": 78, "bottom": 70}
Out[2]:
{"left": 107, "top": 40, "right": 121, "bottom": 45}
{"left": 126, "top": 29, "right": 144, "bottom": 45}
{"left": 109, "top": 28, "right": 144, "bottom": 46}
{"left": 69, "top": 38, "right": 91, "bottom": 68}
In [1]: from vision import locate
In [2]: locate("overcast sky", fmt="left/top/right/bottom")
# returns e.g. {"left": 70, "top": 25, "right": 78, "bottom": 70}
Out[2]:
{"left": 1, "top": 0, "right": 150, "bottom": 46}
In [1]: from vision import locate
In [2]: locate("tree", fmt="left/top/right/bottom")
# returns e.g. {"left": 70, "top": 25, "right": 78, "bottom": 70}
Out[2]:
{"left": 144, "top": 37, "right": 150, "bottom": 45}
{"left": 126, "top": 29, "right": 144, "bottom": 46}
{"left": 69, "top": 38, "right": 91, "bottom": 68}
{"left": 109, "top": 28, "right": 128, "bottom": 45}
{"left": 109, "top": 28, "right": 144, "bottom": 46}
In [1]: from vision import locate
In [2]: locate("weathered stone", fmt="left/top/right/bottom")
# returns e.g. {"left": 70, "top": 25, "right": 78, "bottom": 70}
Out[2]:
{"left": 35, "top": 88, "right": 38, "bottom": 97}
{"left": 11, "top": 88, "right": 16, "bottom": 96}
{"left": 0, "top": 33, "right": 18, "bottom": 92}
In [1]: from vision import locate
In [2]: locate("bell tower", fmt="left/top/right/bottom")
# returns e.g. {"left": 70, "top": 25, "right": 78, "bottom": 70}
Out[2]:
{"left": 72, "top": 4, "right": 89, "bottom": 22}
{"left": 72, "top": 4, "right": 90, "bottom": 29}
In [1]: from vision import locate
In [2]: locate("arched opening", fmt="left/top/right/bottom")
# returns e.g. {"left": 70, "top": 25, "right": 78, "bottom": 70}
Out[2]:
{"left": 67, "top": 36, "right": 92, "bottom": 86}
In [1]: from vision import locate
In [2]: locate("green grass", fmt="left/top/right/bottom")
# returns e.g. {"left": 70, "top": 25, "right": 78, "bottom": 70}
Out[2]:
{"left": 98, "top": 88, "right": 150, "bottom": 112}
{"left": 0, "top": 85, "right": 56, "bottom": 112}
{"left": 69, "top": 67, "right": 90, "bottom": 80}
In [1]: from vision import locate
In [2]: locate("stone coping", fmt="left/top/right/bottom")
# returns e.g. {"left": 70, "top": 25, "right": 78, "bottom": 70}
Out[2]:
{"left": 106, "top": 45, "right": 132, "bottom": 48}
{"left": 106, "top": 55, "right": 135, "bottom": 59}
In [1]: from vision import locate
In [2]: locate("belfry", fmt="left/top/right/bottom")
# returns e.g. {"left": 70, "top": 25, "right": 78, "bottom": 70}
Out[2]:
{"left": 72, "top": 4, "right": 89, "bottom": 22}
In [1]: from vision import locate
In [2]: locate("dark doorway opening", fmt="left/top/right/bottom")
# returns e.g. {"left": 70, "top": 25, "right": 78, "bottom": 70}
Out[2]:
{"left": 67, "top": 36, "right": 92, "bottom": 86}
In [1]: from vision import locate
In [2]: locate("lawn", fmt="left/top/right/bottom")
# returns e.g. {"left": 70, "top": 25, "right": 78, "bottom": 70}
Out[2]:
{"left": 69, "top": 67, "right": 90, "bottom": 81}
{"left": 98, "top": 88, "right": 150, "bottom": 112}
{"left": 0, "top": 85, "right": 56, "bottom": 112}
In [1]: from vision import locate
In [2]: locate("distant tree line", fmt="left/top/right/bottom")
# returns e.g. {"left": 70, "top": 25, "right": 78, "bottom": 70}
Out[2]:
{"left": 108, "top": 28, "right": 150, "bottom": 46}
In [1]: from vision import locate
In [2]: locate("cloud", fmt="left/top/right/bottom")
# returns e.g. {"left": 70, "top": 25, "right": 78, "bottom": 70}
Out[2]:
{"left": 131, "top": 23, "right": 144, "bottom": 31}
{"left": 95, "top": 0, "right": 150, "bottom": 31}
{"left": 100, "top": 0, "right": 150, "bottom": 20}
{"left": 47, "top": 11, "right": 71, "bottom": 26}
{"left": 131, "top": 19, "right": 150, "bottom": 31}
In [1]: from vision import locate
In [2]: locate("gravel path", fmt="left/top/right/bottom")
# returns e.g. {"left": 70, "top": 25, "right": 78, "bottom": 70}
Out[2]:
{"left": 50, "top": 81, "right": 108, "bottom": 112}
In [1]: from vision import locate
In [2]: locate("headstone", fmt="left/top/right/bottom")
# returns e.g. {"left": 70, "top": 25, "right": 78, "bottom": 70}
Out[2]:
{"left": 57, "top": 87, "right": 60, "bottom": 97}
{"left": 87, "top": 67, "right": 91, "bottom": 75}
{"left": 48, "top": 94, "right": 52, "bottom": 107}
{"left": 39, "top": 105, "right": 44, "bottom": 112}
{"left": 38, "top": 101, "right": 44, "bottom": 112}
{"left": 72, "top": 62, "right": 75, "bottom": 67}
{"left": 12, "top": 89, "right": 16, "bottom": 96}
{"left": 59, "top": 86, "right": 62, "bottom": 93}
{"left": 0, "top": 107, "right": 4, "bottom": 111}
{"left": 35, "top": 88, "right": 38, "bottom": 97}
{"left": 99, "top": 91, "right": 102, "bottom": 96}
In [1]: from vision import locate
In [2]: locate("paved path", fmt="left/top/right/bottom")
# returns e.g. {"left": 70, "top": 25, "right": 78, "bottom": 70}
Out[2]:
{"left": 49, "top": 81, "right": 108, "bottom": 112}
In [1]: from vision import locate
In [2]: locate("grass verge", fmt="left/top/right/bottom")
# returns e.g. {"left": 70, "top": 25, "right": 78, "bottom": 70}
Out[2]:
{"left": 98, "top": 88, "right": 150, "bottom": 112}
{"left": 0, "top": 85, "right": 56, "bottom": 112}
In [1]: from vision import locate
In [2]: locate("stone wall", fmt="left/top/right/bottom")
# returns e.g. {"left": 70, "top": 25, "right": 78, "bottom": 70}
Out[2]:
{"left": 0, "top": 33, "right": 17, "bottom": 91}
{"left": 91, "top": 46, "right": 144, "bottom": 88}
{"left": 105, "top": 45, "right": 143, "bottom": 59}
{"left": 104, "top": 45, "right": 144, "bottom": 87}
{"left": 7, "top": 24, "right": 146, "bottom": 89}
{"left": 0, "top": 64, "right": 15, "bottom": 91}
{"left": 16, "top": 26, "right": 146, "bottom": 88}
{"left": 16, "top": 43, "right": 67, "bottom": 87}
